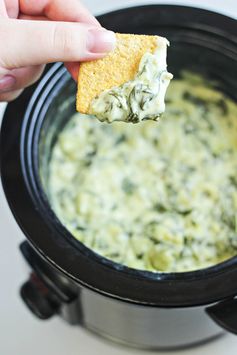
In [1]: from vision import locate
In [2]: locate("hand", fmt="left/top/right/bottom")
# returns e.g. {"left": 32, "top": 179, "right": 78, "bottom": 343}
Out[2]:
{"left": 0, "top": 0, "right": 116, "bottom": 102}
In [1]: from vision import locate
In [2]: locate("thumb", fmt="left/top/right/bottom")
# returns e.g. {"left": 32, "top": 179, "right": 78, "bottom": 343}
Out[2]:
{"left": 0, "top": 19, "right": 116, "bottom": 69}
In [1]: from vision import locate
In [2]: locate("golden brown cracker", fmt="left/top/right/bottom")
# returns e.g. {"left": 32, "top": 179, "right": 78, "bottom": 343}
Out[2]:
{"left": 76, "top": 33, "right": 159, "bottom": 114}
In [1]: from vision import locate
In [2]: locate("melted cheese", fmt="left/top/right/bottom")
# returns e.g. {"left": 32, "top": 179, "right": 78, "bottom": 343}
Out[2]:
{"left": 90, "top": 38, "right": 173, "bottom": 123}
{"left": 48, "top": 73, "right": 237, "bottom": 272}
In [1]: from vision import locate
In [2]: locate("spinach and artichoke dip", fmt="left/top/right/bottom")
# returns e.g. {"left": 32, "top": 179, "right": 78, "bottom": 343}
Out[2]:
{"left": 48, "top": 73, "right": 237, "bottom": 272}
{"left": 90, "top": 38, "right": 173, "bottom": 123}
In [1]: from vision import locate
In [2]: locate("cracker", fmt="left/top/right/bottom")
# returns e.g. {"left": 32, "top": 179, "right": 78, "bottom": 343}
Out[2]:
{"left": 76, "top": 33, "right": 159, "bottom": 114}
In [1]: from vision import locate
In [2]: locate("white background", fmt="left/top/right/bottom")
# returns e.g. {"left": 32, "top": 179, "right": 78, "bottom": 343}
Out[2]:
{"left": 1, "top": 1, "right": 237, "bottom": 354}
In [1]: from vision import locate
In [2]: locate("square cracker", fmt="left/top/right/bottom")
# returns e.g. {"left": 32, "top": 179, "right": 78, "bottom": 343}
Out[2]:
{"left": 76, "top": 33, "right": 159, "bottom": 114}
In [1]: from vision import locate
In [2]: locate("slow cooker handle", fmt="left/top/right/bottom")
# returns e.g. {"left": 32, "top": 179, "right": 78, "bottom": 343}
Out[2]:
{"left": 20, "top": 273, "right": 60, "bottom": 320}
{"left": 206, "top": 298, "right": 237, "bottom": 334}
{"left": 19, "top": 241, "right": 79, "bottom": 322}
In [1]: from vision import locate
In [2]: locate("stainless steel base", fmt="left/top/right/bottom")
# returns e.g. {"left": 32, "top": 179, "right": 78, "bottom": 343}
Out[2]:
{"left": 80, "top": 289, "right": 224, "bottom": 349}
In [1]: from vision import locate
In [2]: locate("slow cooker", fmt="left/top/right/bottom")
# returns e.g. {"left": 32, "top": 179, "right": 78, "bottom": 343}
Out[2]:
{"left": 1, "top": 5, "right": 237, "bottom": 350}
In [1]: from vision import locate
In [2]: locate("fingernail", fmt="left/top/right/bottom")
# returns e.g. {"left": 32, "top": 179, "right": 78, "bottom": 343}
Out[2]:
{"left": 0, "top": 75, "right": 16, "bottom": 92}
{"left": 87, "top": 28, "right": 116, "bottom": 53}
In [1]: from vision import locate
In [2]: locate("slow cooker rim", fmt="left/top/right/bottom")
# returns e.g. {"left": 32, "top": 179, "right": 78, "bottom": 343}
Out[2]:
{"left": 1, "top": 4, "right": 237, "bottom": 307}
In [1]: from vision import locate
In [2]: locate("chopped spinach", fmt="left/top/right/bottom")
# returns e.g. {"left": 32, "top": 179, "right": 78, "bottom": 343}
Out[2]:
{"left": 183, "top": 91, "right": 208, "bottom": 109}
{"left": 109, "top": 93, "right": 123, "bottom": 109}
{"left": 154, "top": 203, "right": 168, "bottom": 213}
{"left": 216, "top": 98, "right": 229, "bottom": 115}
{"left": 122, "top": 178, "right": 136, "bottom": 195}
{"left": 115, "top": 134, "right": 127, "bottom": 145}
{"left": 229, "top": 176, "right": 237, "bottom": 188}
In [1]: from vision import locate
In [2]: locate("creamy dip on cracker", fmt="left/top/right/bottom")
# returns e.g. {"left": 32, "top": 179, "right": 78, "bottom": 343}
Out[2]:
{"left": 90, "top": 37, "right": 173, "bottom": 123}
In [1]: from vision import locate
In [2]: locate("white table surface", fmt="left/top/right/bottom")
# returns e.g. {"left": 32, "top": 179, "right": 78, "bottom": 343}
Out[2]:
{"left": 1, "top": 1, "right": 237, "bottom": 354}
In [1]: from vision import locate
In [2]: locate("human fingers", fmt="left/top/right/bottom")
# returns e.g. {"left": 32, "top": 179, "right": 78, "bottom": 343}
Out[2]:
{"left": 0, "top": 19, "right": 116, "bottom": 69}
{"left": 0, "top": 64, "right": 45, "bottom": 101}
{"left": 19, "top": 0, "right": 100, "bottom": 26}
{"left": 0, "top": 88, "right": 23, "bottom": 101}
{"left": 64, "top": 62, "right": 79, "bottom": 81}
{"left": 4, "top": 0, "right": 19, "bottom": 18}
{"left": 0, "top": 0, "right": 8, "bottom": 16}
